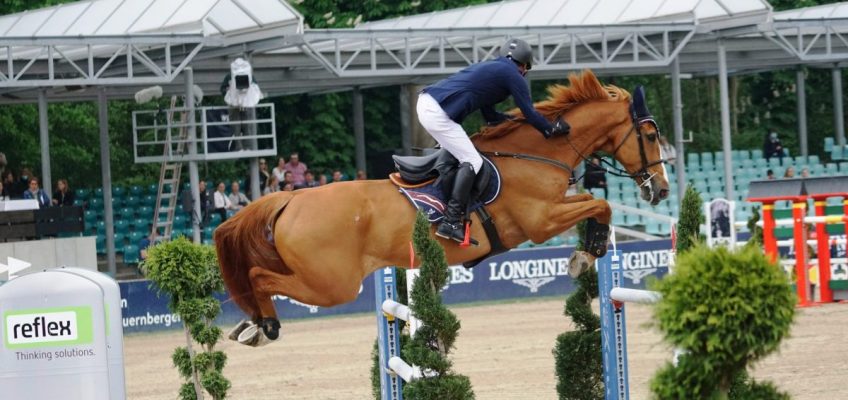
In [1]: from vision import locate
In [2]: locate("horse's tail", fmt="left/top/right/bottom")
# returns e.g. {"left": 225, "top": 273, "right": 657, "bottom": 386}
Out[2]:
{"left": 214, "top": 192, "right": 294, "bottom": 318}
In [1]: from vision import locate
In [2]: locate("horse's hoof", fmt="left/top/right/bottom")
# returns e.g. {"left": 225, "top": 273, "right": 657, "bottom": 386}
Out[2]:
{"left": 236, "top": 321, "right": 279, "bottom": 347}
{"left": 260, "top": 318, "right": 282, "bottom": 340}
{"left": 568, "top": 251, "right": 594, "bottom": 278}
{"left": 227, "top": 319, "right": 252, "bottom": 342}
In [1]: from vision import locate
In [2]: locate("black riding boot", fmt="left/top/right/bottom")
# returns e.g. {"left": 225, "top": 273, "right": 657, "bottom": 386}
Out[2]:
{"left": 436, "top": 162, "right": 476, "bottom": 243}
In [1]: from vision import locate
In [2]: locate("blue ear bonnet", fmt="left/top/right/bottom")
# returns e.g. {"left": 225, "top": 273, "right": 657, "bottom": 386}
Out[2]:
{"left": 631, "top": 85, "right": 651, "bottom": 120}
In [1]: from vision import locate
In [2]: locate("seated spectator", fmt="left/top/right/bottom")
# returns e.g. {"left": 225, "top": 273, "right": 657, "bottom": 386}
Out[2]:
{"left": 257, "top": 158, "right": 270, "bottom": 194}
{"left": 12, "top": 167, "right": 32, "bottom": 199}
{"left": 285, "top": 152, "right": 308, "bottom": 186}
{"left": 1, "top": 171, "right": 14, "bottom": 198}
{"left": 52, "top": 179, "right": 75, "bottom": 207}
{"left": 139, "top": 228, "right": 155, "bottom": 262}
{"left": 212, "top": 182, "right": 233, "bottom": 222}
{"left": 271, "top": 157, "right": 287, "bottom": 184}
{"left": 318, "top": 174, "right": 328, "bottom": 186}
{"left": 23, "top": 177, "right": 50, "bottom": 208}
{"left": 263, "top": 175, "right": 280, "bottom": 195}
{"left": 0, "top": 180, "right": 8, "bottom": 201}
{"left": 283, "top": 171, "right": 295, "bottom": 189}
{"left": 783, "top": 166, "right": 795, "bottom": 178}
{"left": 356, "top": 170, "right": 367, "bottom": 180}
{"left": 766, "top": 169, "right": 775, "bottom": 180}
{"left": 583, "top": 156, "right": 608, "bottom": 199}
{"left": 801, "top": 167, "right": 810, "bottom": 178}
{"left": 332, "top": 170, "right": 344, "bottom": 183}
{"left": 228, "top": 181, "right": 250, "bottom": 211}
{"left": 296, "top": 171, "right": 319, "bottom": 189}
{"left": 198, "top": 180, "right": 211, "bottom": 226}
{"left": 764, "top": 131, "right": 784, "bottom": 163}
{"left": 282, "top": 183, "right": 294, "bottom": 192}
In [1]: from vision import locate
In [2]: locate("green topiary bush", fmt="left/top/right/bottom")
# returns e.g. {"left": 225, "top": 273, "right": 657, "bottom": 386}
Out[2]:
{"left": 402, "top": 212, "right": 474, "bottom": 399}
{"left": 650, "top": 244, "right": 795, "bottom": 399}
{"left": 143, "top": 237, "right": 231, "bottom": 400}
{"left": 676, "top": 183, "right": 704, "bottom": 254}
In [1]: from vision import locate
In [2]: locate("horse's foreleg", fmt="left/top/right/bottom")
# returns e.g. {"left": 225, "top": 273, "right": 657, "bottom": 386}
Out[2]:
{"left": 536, "top": 198, "right": 612, "bottom": 278}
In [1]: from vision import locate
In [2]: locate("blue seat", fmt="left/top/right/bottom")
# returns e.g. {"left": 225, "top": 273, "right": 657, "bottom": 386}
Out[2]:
{"left": 138, "top": 206, "right": 154, "bottom": 219}
{"left": 114, "top": 219, "right": 131, "bottom": 234}
{"left": 825, "top": 137, "right": 835, "bottom": 152}
{"left": 750, "top": 149, "right": 763, "bottom": 159}
{"left": 123, "top": 245, "right": 140, "bottom": 264}
{"left": 124, "top": 196, "right": 141, "bottom": 208}
{"left": 96, "top": 236, "right": 106, "bottom": 255}
{"left": 112, "top": 186, "right": 126, "bottom": 198}
{"left": 127, "top": 231, "right": 145, "bottom": 244}
{"left": 75, "top": 188, "right": 89, "bottom": 201}
{"left": 129, "top": 185, "right": 144, "bottom": 197}
{"left": 142, "top": 194, "right": 157, "bottom": 207}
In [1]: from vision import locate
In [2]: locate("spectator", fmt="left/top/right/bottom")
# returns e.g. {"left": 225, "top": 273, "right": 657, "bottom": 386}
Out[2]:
{"left": 318, "top": 174, "right": 328, "bottom": 186}
{"left": 356, "top": 170, "right": 367, "bottom": 180}
{"left": 0, "top": 180, "right": 7, "bottom": 201}
{"left": 23, "top": 177, "right": 50, "bottom": 208}
{"left": 228, "top": 181, "right": 250, "bottom": 211}
{"left": 766, "top": 169, "right": 775, "bottom": 180}
{"left": 764, "top": 131, "right": 784, "bottom": 163}
{"left": 332, "top": 170, "right": 344, "bottom": 183}
{"left": 271, "top": 157, "right": 287, "bottom": 184}
{"left": 282, "top": 183, "right": 294, "bottom": 191}
{"left": 283, "top": 171, "right": 295, "bottom": 189}
{"left": 284, "top": 152, "right": 308, "bottom": 186}
{"left": 257, "top": 158, "right": 270, "bottom": 193}
{"left": 2, "top": 171, "right": 15, "bottom": 198}
{"left": 583, "top": 156, "right": 608, "bottom": 199}
{"left": 212, "top": 182, "right": 232, "bottom": 222}
{"left": 783, "top": 166, "right": 795, "bottom": 178}
{"left": 139, "top": 227, "right": 155, "bottom": 262}
{"left": 659, "top": 136, "right": 676, "bottom": 163}
{"left": 12, "top": 167, "right": 32, "bottom": 199}
{"left": 801, "top": 167, "right": 810, "bottom": 178}
{"left": 198, "top": 180, "right": 211, "bottom": 226}
{"left": 295, "top": 171, "right": 319, "bottom": 189}
{"left": 263, "top": 175, "right": 280, "bottom": 195}
{"left": 52, "top": 179, "right": 74, "bottom": 207}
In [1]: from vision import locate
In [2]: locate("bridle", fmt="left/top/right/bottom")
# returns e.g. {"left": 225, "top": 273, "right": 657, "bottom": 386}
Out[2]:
{"left": 483, "top": 102, "right": 666, "bottom": 187}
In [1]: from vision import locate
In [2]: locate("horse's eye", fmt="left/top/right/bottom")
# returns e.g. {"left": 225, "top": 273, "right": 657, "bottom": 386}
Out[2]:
{"left": 647, "top": 133, "right": 657, "bottom": 142}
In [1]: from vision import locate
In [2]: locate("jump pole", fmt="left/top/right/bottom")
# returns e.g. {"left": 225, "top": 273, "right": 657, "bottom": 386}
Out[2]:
{"left": 375, "top": 267, "right": 404, "bottom": 400}
{"left": 598, "top": 245, "right": 664, "bottom": 400}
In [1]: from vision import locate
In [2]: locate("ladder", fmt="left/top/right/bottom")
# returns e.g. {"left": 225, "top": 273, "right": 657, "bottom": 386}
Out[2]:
{"left": 151, "top": 96, "right": 189, "bottom": 241}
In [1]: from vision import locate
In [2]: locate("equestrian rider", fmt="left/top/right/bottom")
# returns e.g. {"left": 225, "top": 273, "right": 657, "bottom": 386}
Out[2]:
{"left": 417, "top": 38, "right": 571, "bottom": 244}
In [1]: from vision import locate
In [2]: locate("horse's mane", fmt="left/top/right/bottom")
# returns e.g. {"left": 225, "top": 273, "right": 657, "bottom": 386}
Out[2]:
{"left": 475, "top": 70, "right": 630, "bottom": 139}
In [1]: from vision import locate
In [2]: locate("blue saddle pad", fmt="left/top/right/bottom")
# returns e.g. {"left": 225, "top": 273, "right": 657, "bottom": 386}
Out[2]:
{"left": 398, "top": 156, "right": 501, "bottom": 223}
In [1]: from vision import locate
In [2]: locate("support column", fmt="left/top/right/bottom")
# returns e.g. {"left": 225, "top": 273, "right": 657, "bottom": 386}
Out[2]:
{"left": 98, "top": 88, "right": 116, "bottom": 276}
{"left": 671, "top": 57, "right": 686, "bottom": 202}
{"left": 400, "top": 85, "right": 413, "bottom": 156}
{"left": 353, "top": 87, "right": 366, "bottom": 173}
{"left": 185, "top": 68, "right": 201, "bottom": 244}
{"left": 717, "top": 41, "right": 735, "bottom": 200}
{"left": 38, "top": 90, "right": 52, "bottom": 199}
{"left": 833, "top": 68, "right": 845, "bottom": 147}
{"left": 797, "top": 69, "right": 808, "bottom": 157}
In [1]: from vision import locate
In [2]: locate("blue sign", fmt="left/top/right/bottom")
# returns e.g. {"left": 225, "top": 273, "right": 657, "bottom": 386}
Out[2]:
{"left": 119, "top": 240, "right": 673, "bottom": 333}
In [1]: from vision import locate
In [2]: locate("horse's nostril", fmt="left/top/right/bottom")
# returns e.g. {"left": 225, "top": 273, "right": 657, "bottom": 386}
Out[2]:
{"left": 659, "top": 189, "right": 669, "bottom": 199}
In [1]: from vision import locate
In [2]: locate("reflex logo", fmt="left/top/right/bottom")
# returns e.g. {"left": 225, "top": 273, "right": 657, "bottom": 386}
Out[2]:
{"left": 4, "top": 307, "right": 93, "bottom": 349}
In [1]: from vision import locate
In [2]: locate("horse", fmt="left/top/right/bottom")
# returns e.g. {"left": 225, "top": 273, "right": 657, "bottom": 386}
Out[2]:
{"left": 215, "top": 70, "right": 669, "bottom": 346}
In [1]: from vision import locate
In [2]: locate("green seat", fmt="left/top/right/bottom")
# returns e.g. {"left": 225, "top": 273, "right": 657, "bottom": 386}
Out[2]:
{"left": 128, "top": 231, "right": 145, "bottom": 244}
{"left": 147, "top": 184, "right": 159, "bottom": 196}
{"left": 96, "top": 236, "right": 106, "bottom": 255}
{"left": 751, "top": 149, "right": 763, "bottom": 159}
{"left": 84, "top": 210, "right": 98, "bottom": 224}
{"left": 142, "top": 194, "right": 157, "bottom": 207}
{"left": 75, "top": 188, "right": 89, "bottom": 201}
{"left": 129, "top": 185, "right": 144, "bottom": 197}
{"left": 124, "top": 196, "right": 141, "bottom": 208}
{"left": 123, "top": 245, "right": 140, "bottom": 265}
{"left": 119, "top": 207, "right": 136, "bottom": 220}
{"left": 114, "top": 219, "right": 131, "bottom": 234}
{"left": 112, "top": 186, "right": 126, "bottom": 198}
{"left": 132, "top": 218, "right": 150, "bottom": 231}
{"left": 825, "top": 137, "right": 835, "bottom": 152}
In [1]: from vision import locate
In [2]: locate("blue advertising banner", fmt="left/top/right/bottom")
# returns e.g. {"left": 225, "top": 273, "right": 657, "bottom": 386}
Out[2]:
{"left": 119, "top": 239, "right": 674, "bottom": 333}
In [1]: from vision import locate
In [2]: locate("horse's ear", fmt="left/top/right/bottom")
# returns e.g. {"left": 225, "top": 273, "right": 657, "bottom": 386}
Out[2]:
{"left": 632, "top": 85, "right": 651, "bottom": 119}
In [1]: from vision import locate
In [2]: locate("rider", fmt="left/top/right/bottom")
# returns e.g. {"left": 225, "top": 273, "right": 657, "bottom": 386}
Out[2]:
{"left": 418, "top": 38, "right": 571, "bottom": 244}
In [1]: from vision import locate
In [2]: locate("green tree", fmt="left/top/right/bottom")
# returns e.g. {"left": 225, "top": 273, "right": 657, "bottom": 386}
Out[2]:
{"left": 143, "top": 238, "right": 231, "bottom": 400}
{"left": 400, "top": 212, "right": 474, "bottom": 399}
{"left": 676, "top": 184, "right": 704, "bottom": 253}
{"left": 650, "top": 245, "right": 795, "bottom": 399}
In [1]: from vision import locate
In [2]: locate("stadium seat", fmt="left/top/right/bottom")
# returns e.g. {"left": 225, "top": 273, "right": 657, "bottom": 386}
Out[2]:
{"left": 138, "top": 206, "right": 154, "bottom": 219}
{"left": 124, "top": 196, "right": 141, "bottom": 208}
{"left": 112, "top": 186, "right": 126, "bottom": 198}
{"left": 142, "top": 194, "right": 156, "bottom": 207}
{"left": 750, "top": 149, "right": 763, "bottom": 159}
{"left": 75, "top": 188, "right": 89, "bottom": 201}
{"left": 700, "top": 152, "right": 713, "bottom": 164}
{"left": 827, "top": 163, "right": 839, "bottom": 175}
{"left": 825, "top": 137, "right": 835, "bottom": 152}
{"left": 96, "top": 236, "right": 106, "bottom": 255}
{"left": 147, "top": 184, "right": 159, "bottom": 196}
{"left": 123, "top": 245, "right": 140, "bottom": 265}
{"left": 127, "top": 231, "right": 145, "bottom": 244}
{"left": 129, "top": 185, "right": 144, "bottom": 197}
{"left": 114, "top": 219, "right": 131, "bottom": 234}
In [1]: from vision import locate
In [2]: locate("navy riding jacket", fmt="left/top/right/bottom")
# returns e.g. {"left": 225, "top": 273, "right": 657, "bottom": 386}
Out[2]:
{"left": 423, "top": 57, "right": 552, "bottom": 135}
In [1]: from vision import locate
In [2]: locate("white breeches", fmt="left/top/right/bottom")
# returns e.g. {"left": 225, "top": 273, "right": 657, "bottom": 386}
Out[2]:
{"left": 416, "top": 93, "right": 483, "bottom": 173}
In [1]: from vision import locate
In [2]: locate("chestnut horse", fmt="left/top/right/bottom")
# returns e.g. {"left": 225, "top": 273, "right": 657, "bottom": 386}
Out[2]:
{"left": 215, "top": 70, "right": 669, "bottom": 345}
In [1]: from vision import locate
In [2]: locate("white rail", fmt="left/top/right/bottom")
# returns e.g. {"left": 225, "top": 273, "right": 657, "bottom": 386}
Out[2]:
{"left": 609, "top": 287, "right": 662, "bottom": 304}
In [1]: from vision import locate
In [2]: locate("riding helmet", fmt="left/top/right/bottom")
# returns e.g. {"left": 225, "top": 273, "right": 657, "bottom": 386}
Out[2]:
{"left": 499, "top": 38, "right": 532, "bottom": 67}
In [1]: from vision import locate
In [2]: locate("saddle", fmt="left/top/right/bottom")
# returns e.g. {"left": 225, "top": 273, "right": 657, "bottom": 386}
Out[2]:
{"left": 389, "top": 149, "right": 509, "bottom": 269}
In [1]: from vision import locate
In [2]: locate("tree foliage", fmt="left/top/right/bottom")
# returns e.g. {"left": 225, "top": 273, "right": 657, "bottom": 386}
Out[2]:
{"left": 143, "top": 238, "right": 231, "bottom": 400}
{"left": 650, "top": 245, "right": 795, "bottom": 399}
{"left": 676, "top": 184, "right": 705, "bottom": 253}
{"left": 401, "top": 212, "right": 474, "bottom": 399}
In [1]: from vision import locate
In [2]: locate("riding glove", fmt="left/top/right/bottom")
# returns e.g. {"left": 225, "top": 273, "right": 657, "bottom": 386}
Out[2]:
{"left": 543, "top": 117, "right": 571, "bottom": 139}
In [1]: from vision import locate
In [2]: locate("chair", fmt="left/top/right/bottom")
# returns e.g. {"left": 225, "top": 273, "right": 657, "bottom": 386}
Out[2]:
{"left": 129, "top": 185, "right": 144, "bottom": 197}
{"left": 96, "top": 236, "right": 106, "bottom": 255}
{"left": 700, "top": 152, "right": 713, "bottom": 164}
{"left": 827, "top": 163, "right": 839, "bottom": 175}
{"left": 686, "top": 152, "right": 699, "bottom": 165}
{"left": 132, "top": 218, "right": 150, "bottom": 231}
{"left": 127, "top": 231, "right": 145, "bottom": 244}
{"left": 147, "top": 184, "right": 159, "bottom": 196}
{"left": 75, "top": 188, "right": 89, "bottom": 201}
{"left": 750, "top": 149, "right": 763, "bottom": 159}
{"left": 123, "top": 245, "right": 140, "bottom": 264}
{"left": 825, "top": 137, "right": 835, "bottom": 152}
{"left": 112, "top": 186, "right": 126, "bottom": 198}
{"left": 114, "top": 219, "right": 131, "bottom": 235}
{"left": 124, "top": 196, "right": 141, "bottom": 208}
{"left": 138, "top": 206, "right": 154, "bottom": 219}
{"left": 142, "top": 194, "right": 157, "bottom": 207}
